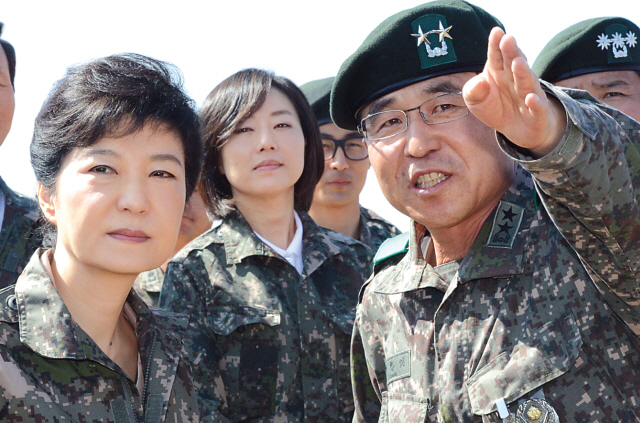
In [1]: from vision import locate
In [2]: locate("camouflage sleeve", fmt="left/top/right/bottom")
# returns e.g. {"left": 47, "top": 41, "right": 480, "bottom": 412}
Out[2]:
{"left": 499, "top": 83, "right": 640, "bottom": 318}
{"left": 351, "top": 305, "right": 382, "bottom": 422}
{"left": 159, "top": 259, "right": 232, "bottom": 423}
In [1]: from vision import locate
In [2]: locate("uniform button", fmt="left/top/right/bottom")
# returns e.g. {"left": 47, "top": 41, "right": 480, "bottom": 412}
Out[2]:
{"left": 6, "top": 295, "right": 17, "bottom": 311}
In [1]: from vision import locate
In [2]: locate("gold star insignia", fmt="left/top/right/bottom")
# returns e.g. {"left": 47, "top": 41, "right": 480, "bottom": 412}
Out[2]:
{"left": 411, "top": 25, "right": 430, "bottom": 46}
{"left": 433, "top": 20, "right": 453, "bottom": 42}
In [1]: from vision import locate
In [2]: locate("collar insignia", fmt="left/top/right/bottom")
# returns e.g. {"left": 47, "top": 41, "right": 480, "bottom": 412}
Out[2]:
{"left": 486, "top": 201, "right": 524, "bottom": 249}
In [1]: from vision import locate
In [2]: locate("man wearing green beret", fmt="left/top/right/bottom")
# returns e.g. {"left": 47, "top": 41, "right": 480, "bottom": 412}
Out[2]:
{"left": 0, "top": 24, "right": 41, "bottom": 289}
{"left": 533, "top": 17, "right": 640, "bottom": 122}
{"left": 300, "top": 77, "right": 401, "bottom": 257}
{"left": 331, "top": 1, "right": 640, "bottom": 421}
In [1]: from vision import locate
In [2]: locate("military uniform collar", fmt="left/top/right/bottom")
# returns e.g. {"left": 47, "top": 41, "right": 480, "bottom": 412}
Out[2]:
{"left": 14, "top": 249, "right": 158, "bottom": 373}
{"left": 221, "top": 208, "right": 290, "bottom": 265}
{"left": 358, "top": 206, "right": 374, "bottom": 247}
{"left": 457, "top": 165, "right": 536, "bottom": 284}
{"left": 221, "top": 208, "right": 360, "bottom": 277}
{"left": 373, "top": 222, "right": 446, "bottom": 293}
{"left": 0, "top": 175, "right": 37, "bottom": 218}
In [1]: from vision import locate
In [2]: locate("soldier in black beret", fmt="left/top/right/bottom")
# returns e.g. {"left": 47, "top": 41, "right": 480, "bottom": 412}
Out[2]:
{"left": 533, "top": 17, "right": 640, "bottom": 121}
{"left": 0, "top": 23, "right": 41, "bottom": 289}
{"left": 300, "top": 77, "right": 400, "bottom": 255}
{"left": 333, "top": 0, "right": 640, "bottom": 421}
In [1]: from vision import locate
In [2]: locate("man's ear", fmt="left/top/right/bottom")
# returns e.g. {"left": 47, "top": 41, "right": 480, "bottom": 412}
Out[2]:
{"left": 37, "top": 183, "right": 57, "bottom": 226}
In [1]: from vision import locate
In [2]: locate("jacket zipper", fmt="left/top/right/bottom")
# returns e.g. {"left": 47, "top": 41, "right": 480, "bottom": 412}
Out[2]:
{"left": 142, "top": 329, "right": 157, "bottom": 408}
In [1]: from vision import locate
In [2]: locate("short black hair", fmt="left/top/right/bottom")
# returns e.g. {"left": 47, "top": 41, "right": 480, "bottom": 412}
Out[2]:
{"left": 31, "top": 53, "right": 203, "bottom": 247}
{"left": 199, "top": 68, "right": 323, "bottom": 218}
{"left": 0, "top": 38, "right": 16, "bottom": 88}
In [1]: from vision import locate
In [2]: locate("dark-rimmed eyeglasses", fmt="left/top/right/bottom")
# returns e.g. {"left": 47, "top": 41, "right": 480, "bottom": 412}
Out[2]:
{"left": 358, "top": 92, "right": 470, "bottom": 142}
{"left": 322, "top": 135, "right": 368, "bottom": 161}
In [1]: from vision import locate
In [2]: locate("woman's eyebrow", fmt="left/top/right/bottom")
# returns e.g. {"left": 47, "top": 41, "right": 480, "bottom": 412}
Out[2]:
{"left": 271, "top": 110, "right": 294, "bottom": 117}
{"left": 150, "top": 153, "right": 184, "bottom": 168}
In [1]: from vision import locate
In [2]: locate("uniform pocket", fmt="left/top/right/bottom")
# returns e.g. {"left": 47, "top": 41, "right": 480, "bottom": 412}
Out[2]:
{"left": 378, "top": 391, "right": 431, "bottom": 423}
{"left": 466, "top": 312, "right": 582, "bottom": 416}
{"left": 207, "top": 305, "right": 282, "bottom": 418}
{"left": 208, "top": 305, "right": 280, "bottom": 336}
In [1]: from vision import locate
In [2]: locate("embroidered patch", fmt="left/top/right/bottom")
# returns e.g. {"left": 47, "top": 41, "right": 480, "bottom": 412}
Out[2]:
{"left": 386, "top": 350, "right": 411, "bottom": 383}
{"left": 486, "top": 201, "right": 524, "bottom": 249}
{"left": 411, "top": 14, "right": 457, "bottom": 69}
{"left": 595, "top": 23, "right": 637, "bottom": 63}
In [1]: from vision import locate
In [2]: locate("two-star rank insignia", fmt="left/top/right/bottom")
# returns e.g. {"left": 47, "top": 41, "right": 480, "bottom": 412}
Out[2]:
{"left": 410, "top": 14, "right": 457, "bottom": 69}
{"left": 487, "top": 201, "right": 524, "bottom": 249}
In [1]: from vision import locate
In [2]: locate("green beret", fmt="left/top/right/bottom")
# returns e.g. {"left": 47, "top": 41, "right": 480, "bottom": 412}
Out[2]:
{"left": 533, "top": 17, "right": 640, "bottom": 83}
{"left": 300, "top": 77, "right": 334, "bottom": 126}
{"left": 331, "top": 0, "right": 504, "bottom": 130}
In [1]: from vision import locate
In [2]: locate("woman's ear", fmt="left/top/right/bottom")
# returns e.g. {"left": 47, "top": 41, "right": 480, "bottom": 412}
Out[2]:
{"left": 37, "top": 183, "right": 57, "bottom": 226}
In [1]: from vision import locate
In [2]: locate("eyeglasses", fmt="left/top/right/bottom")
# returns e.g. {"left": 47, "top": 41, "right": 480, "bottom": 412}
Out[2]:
{"left": 358, "top": 92, "right": 470, "bottom": 142}
{"left": 322, "top": 135, "right": 368, "bottom": 161}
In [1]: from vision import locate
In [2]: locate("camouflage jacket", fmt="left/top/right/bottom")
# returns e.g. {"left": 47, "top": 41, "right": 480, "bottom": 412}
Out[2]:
{"left": 133, "top": 267, "right": 164, "bottom": 308}
{"left": 358, "top": 206, "right": 401, "bottom": 254}
{"left": 0, "top": 176, "right": 41, "bottom": 289}
{"left": 0, "top": 250, "right": 201, "bottom": 422}
{"left": 159, "top": 209, "right": 371, "bottom": 422}
{"left": 351, "top": 86, "right": 640, "bottom": 422}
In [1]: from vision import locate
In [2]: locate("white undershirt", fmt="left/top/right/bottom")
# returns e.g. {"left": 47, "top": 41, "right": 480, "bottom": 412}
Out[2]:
{"left": 254, "top": 211, "right": 304, "bottom": 275}
{"left": 0, "top": 186, "right": 5, "bottom": 230}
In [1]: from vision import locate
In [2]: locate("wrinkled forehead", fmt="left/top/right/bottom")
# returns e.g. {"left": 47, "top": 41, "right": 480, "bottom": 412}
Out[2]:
{"left": 360, "top": 71, "right": 475, "bottom": 118}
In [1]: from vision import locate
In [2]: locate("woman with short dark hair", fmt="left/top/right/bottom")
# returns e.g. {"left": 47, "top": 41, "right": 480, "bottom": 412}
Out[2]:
{"left": 0, "top": 53, "right": 202, "bottom": 421}
{"left": 159, "top": 68, "right": 370, "bottom": 421}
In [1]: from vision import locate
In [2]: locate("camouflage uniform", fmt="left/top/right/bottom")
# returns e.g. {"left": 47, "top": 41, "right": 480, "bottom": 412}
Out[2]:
{"left": 358, "top": 206, "right": 401, "bottom": 253}
{"left": 0, "top": 249, "right": 201, "bottom": 422}
{"left": 159, "top": 209, "right": 370, "bottom": 422}
{"left": 0, "top": 176, "right": 41, "bottom": 289}
{"left": 351, "top": 86, "right": 640, "bottom": 422}
{"left": 133, "top": 267, "right": 164, "bottom": 308}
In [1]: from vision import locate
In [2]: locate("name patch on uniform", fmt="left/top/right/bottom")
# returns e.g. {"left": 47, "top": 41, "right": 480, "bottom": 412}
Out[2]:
{"left": 486, "top": 201, "right": 524, "bottom": 249}
{"left": 386, "top": 350, "right": 411, "bottom": 383}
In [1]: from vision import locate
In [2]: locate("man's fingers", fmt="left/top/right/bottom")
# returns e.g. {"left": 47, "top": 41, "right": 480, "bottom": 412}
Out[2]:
{"left": 462, "top": 74, "right": 491, "bottom": 106}
{"left": 486, "top": 27, "right": 505, "bottom": 73}
{"left": 512, "top": 57, "right": 540, "bottom": 101}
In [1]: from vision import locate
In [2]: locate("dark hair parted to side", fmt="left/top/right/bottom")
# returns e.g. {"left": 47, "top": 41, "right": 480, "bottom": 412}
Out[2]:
{"left": 0, "top": 23, "right": 16, "bottom": 89}
{"left": 31, "top": 53, "right": 203, "bottom": 247}
{"left": 199, "top": 68, "right": 323, "bottom": 218}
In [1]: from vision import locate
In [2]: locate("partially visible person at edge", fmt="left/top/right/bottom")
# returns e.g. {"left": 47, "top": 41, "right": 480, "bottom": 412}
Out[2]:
{"left": 0, "top": 53, "right": 203, "bottom": 421}
{"left": 300, "top": 77, "right": 401, "bottom": 258}
{"left": 330, "top": 0, "right": 640, "bottom": 421}
{"left": 134, "top": 185, "right": 212, "bottom": 307}
{"left": 0, "top": 23, "right": 41, "bottom": 289}
{"left": 533, "top": 16, "right": 640, "bottom": 122}
{"left": 158, "top": 68, "right": 370, "bottom": 422}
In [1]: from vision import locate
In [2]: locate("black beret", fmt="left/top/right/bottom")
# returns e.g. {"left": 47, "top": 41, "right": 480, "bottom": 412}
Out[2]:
{"left": 0, "top": 23, "right": 16, "bottom": 89}
{"left": 331, "top": 0, "right": 503, "bottom": 130}
{"left": 300, "top": 77, "right": 334, "bottom": 126}
{"left": 533, "top": 17, "right": 640, "bottom": 83}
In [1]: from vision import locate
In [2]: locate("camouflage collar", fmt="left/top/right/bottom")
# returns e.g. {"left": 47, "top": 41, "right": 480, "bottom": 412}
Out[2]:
{"left": 221, "top": 208, "right": 292, "bottom": 264}
{"left": 221, "top": 208, "right": 360, "bottom": 277}
{"left": 358, "top": 206, "right": 373, "bottom": 247}
{"left": 0, "top": 175, "right": 38, "bottom": 220}
{"left": 456, "top": 166, "right": 536, "bottom": 284}
{"left": 377, "top": 166, "right": 535, "bottom": 293}
{"left": 14, "top": 250, "right": 157, "bottom": 367}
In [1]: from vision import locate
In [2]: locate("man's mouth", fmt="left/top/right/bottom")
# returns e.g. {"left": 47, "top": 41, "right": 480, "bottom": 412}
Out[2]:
{"left": 415, "top": 172, "right": 450, "bottom": 189}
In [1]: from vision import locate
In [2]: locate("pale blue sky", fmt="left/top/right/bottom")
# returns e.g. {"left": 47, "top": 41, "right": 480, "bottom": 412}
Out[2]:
{"left": 2, "top": 0, "right": 639, "bottom": 231}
